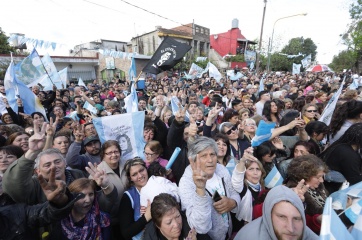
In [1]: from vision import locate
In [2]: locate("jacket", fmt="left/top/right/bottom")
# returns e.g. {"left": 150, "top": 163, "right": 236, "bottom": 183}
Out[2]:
{"left": 3, "top": 156, "right": 86, "bottom": 205}
{"left": 66, "top": 141, "right": 101, "bottom": 172}
{"left": 0, "top": 191, "right": 84, "bottom": 240}
{"left": 179, "top": 164, "right": 241, "bottom": 240}
{"left": 234, "top": 185, "right": 318, "bottom": 240}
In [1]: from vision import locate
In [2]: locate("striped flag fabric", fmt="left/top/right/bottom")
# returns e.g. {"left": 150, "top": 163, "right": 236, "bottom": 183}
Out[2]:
{"left": 345, "top": 199, "right": 362, "bottom": 224}
{"left": 251, "top": 120, "right": 275, "bottom": 147}
{"left": 4, "top": 56, "right": 47, "bottom": 119}
{"left": 83, "top": 101, "right": 97, "bottom": 115}
{"left": 319, "top": 76, "right": 345, "bottom": 125}
{"left": 320, "top": 197, "right": 354, "bottom": 240}
{"left": 351, "top": 209, "right": 362, "bottom": 239}
{"left": 170, "top": 96, "right": 189, "bottom": 122}
{"left": 331, "top": 181, "right": 362, "bottom": 210}
{"left": 124, "top": 83, "right": 139, "bottom": 113}
{"left": 264, "top": 165, "right": 283, "bottom": 189}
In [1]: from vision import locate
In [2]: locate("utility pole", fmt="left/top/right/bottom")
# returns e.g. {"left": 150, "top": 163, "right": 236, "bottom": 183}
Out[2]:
{"left": 255, "top": 0, "right": 267, "bottom": 73}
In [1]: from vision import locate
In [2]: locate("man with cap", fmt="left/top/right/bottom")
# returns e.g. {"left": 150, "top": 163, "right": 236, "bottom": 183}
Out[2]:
{"left": 66, "top": 125, "right": 101, "bottom": 173}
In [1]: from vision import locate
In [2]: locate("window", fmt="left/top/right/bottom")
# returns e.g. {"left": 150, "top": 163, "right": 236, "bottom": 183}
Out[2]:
{"left": 205, "top": 29, "right": 209, "bottom": 35}
{"left": 200, "top": 28, "right": 204, "bottom": 34}
{"left": 195, "top": 27, "right": 200, "bottom": 33}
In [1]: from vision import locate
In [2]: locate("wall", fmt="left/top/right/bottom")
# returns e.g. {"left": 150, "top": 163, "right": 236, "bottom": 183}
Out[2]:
{"left": 210, "top": 28, "right": 247, "bottom": 57}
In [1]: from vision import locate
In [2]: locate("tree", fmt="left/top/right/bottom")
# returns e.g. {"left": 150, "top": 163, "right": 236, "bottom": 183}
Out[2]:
{"left": 329, "top": 50, "right": 357, "bottom": 72}
{"left": 268, "top": 37, "right": 317, "bottom": 71}
{"left": 0, "top": 27, "right": 15, "bottom": 54}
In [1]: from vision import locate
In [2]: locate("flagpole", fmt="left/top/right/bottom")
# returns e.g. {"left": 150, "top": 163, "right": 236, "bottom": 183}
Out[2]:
{"left": 135, "top": 71, "right": 143, "bottom": 83}
{"left": 34, "top": 48, "right": 55, "bottom": 86}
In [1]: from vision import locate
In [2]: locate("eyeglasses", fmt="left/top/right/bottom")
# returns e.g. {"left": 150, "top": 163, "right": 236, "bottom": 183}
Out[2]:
{"left": 104, "top": 150, "right": 120, "bottom": 156}
{"left": 143, "top": 151, "right": 156, "bottom": 157}
{"left": 245, "top": 123, "right": 256, "bottom": 127}
{"left": 225, "top": 125, "right": 238, "bottom": 135}
{"left": 306, "top": 110, "right": 318, "bottom": 113}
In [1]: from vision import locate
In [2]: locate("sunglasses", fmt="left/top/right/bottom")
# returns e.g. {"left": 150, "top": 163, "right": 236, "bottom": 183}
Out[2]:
{"left": 306, "top": 110, "right": 318, "bottom": 113}
{"left": 225, "top": 125, "right": 238, "bottom": 135}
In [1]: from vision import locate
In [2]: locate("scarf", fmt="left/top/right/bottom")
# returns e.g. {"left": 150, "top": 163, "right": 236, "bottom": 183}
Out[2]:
{"left": 61, "top": 196, "right": 110, "bottom": 240}
{"left": 246, "top": 180, "right": 261, "bottom": 191}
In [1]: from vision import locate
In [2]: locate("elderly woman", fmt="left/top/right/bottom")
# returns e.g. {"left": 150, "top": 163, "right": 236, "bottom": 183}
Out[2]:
{"left": 241, "top": 118, "right": 257, "bottom": 143}
{"left": 285, "top": 154, "right": 329, "bottom": 234}
{"left": 144, "top": 193, "right": 210, "bottom": 239}
{"left": 302, "top": 103, "right": 319, "bottom": 124}
{"left": 179, "top": 136, "right": 240, "bottom": 240}
{"left": 144, "top": 140, "right": 168, "bottom": 168}
{"left": 238, "top": 108, "right": 250, "bottom": 122}
{"left": 119, "top": 157, "right": 151, "bottom": 240}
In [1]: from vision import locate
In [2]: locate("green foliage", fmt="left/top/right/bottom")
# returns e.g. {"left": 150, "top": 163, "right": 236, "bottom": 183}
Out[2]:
{"left": 224, "top": 54, "right": 245, "bottom": 63}
{"left": 329, "top": 50, "right": 357, "bottom": 72}
{"left": 269, "top": 37, "right": 317, "bottom": 71}
{"left": 0, "top": 27, "right": 15, "bottom": 54}
{"left": 350, "top": 0, "right": 362, "bottom": 20}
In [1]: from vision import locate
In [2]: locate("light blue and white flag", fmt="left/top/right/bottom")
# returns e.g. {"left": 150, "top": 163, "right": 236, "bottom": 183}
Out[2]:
{"left": 320, "top": 197, "right": 354, "bottom": 240}
{"left": 27, "top": 53, "right": 63, "bottom": 90}
{"left": 319, "top": 76, "right": 345, "bottom": 125}
{"left": 345, "top": 199, "right": 362, "bottom": 224}
{"left": 83, "top": 101, "right": 97, "bottom": 115}
{"left": 331, "top": 181, "right": 362, "bottom": 210}
{"left": 170, "top": 96, "right": 189, "bottom": 122}
{"left": 258, "top": 73, "right": 267, "bottom": 94}
{"left": 301, "top": 54, "right": 312, "bottom": 68}
{"left": 128, "top": 54, "right": 137, "bottom": 81}
{"left": 4, "top": 56, "right": 47, "bottom": 119}
{"left": 188, "top": 63, "right": 204, "bottom": 79}
{"left": 292, "top": 63, "right": 301, "bottom": 75}
{"left": 78, "top": 77, "right": 86, "bottom": 88}
{"left": 58, "top": 67, "right": 68, "bottom": 88}
{"left": 264, "top": 165, "right": 283, "bottom": 189}
{"left": 349, "top": 77, "right": 360, "bottom": 90}
{"left": 124, "top": 84, "right": 139, "bottom": 113}
{"left": 351, "top": 209, "right": 362, "bottom": 239}
{"left": 14, "top": 49, "right": 46, "bottom": 86}
{"left": 202, "top": 62, "right": 222, "bottom": 82}
{"left": 226, "top": 70, "right": 243, "bottom": 81}
{"left": 251, "top": 120, "right": 275, "bottom": 147}
{"left": 92, "top": 111, "right": 145, "bottom": 161}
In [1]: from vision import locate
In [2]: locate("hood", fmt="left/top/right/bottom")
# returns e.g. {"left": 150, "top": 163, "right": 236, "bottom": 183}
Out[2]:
{"left": 262, "top": 185, "right": 307, "bottom": 239}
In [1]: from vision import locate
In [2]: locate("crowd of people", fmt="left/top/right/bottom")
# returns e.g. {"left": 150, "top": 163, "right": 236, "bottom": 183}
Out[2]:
{"left": 0, "top": 69, "right": 362, "bottom": 240}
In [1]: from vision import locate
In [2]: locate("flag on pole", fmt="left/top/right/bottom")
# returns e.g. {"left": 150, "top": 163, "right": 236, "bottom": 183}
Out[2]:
{"left": 128, "top": 54, "right": 137, "bottom": 81}
{"left": 319, "top": 76, "right": 345, "bottom": 125}
{"left": 83, "top": 101, "right": 97, "bottom": 115}
{"left": 292, "top": 63, "right": 301, "bottom": 75}
{"left": 226, "top": 70, "right": 243, "bottom": 81}
{"left": 188, "top": 63, "right": 204, "bottom": 79}
{"left": 264, "top": 165, "right": 283, "bottom": 188}
{"left": 320, "top": 197, "right": 354, "bottom": 240}
{"left": 58, "top": 67, "right": 68, "bottom": 88}
{"left": 4, "top": 58, "right": 47, "bottom": 119}
{"left": 142, "top": 37, "right": 191, "bottom": 74}
{"left": 301, "top": 54, "right": 311, "bottom": 68}
{"left": 202, "top": 62, "right": 222, "bottom": 82}
{"left": 124, "top": 84, "right": 139, "bottom": 113}
{"left": 78, "top": 77, "right": 87, "bottom": 88}
{"left": 92, "top": 111, "right": 145, "bottom": 161}
{"left": 258, "top": 73, "right": 267, "bottom": 94}
{"left": 14, "top": 49, "right": 46, "bottom": 86}
{"left": 331, "top": 181, "right": 362, "bottom": 210}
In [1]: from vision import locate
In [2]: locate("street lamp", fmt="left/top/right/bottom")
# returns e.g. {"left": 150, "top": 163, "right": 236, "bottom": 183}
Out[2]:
{"left": 266, "top": 13, "right": 307, "bottom": 72}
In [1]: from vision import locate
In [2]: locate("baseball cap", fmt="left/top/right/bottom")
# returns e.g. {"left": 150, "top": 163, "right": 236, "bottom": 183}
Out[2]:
{"left": 83, "top": 136, "right": 100, "bottom": 146}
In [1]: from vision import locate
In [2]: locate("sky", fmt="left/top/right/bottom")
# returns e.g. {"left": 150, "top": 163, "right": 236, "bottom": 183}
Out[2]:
{"left": 0, "top": 0, "right": 354, "bottom": 64}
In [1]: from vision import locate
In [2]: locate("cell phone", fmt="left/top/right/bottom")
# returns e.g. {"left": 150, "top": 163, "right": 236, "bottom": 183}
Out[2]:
{"left": 299, "top": 112, "right": 302, "bottom": 119}
{"left": 212, "top": 191, "right": 222, "bottom": 202}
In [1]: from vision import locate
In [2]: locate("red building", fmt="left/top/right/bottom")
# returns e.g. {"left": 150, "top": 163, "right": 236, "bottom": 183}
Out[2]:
{"left": 210, "top": 19, "right": 256, "bottom": 57}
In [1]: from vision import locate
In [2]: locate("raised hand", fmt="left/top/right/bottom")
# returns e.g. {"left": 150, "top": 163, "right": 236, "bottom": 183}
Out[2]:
{"left": 73, "top": 124, "right": 85, "bottom": 143}
{"left": 291, "top": 179, "right": 309, "bottom": 202}
{"left": 85, "top": 162, "right": 110, "bottom": 189}
{"left": 175, "top": 103, "right": 188, "bottom": 123}
{"left": 46, "top": 117, "right": 57, "bottom": 137}
{"left": 38, "top": 167, "right": 68, "bottom": 206}
{"left": 271, "top": 137, "right": 284, "bottom": 149}
{"left": 28, "top": 121, "right": 47, "bottom": 152}
{"left": 188, "top": 155, "right": 207, "bottom": 195}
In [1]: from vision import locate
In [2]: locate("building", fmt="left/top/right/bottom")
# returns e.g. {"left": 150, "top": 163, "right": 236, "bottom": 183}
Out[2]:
{"left": 210, "top": 19, "right": 256, "bottom": 57}
{"left": 130, "top": 23, "right": 210, "bottom": 59}
{"left": 73, "top": 39, "right": 128, "bottom": 57}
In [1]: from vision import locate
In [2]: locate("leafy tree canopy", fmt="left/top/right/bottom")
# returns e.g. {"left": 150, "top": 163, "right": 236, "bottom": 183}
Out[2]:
{"left": 0, "top": 27, "right": 15, "bottom": 54}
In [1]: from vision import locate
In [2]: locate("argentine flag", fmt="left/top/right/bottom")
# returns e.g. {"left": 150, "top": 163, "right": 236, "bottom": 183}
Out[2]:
{"left": 251, "top": 120, "right": 275, "bottom": 147}
{"left": 171, "top": 96, "right": 189, "bottom": 122}
{"left": 4, "top": 57, "right": 47, "bottom": 120}
{"left": 320, "top": 197, "right": 354, "bottom": 240}
{"left": 331, "top": 178, "right": 362, "bottom": 210}
{"left": 264, "top": 165, "right": 283, "bottom": 189}
{"left": 351, "top": 209, "right": 362, "bottom": 239}
{"left": 92, "top": 111, "right": 145, "bottom": 161}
